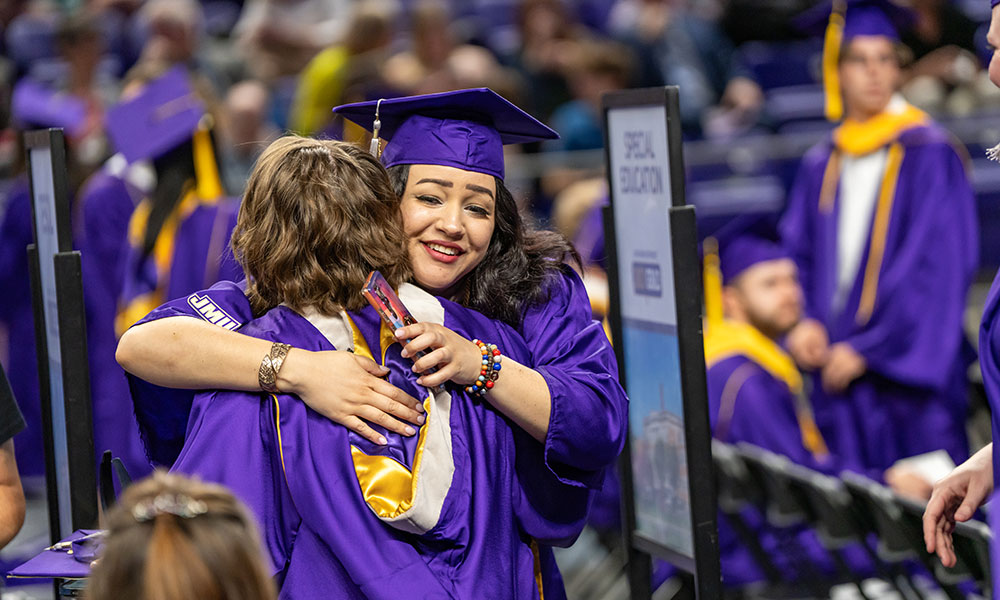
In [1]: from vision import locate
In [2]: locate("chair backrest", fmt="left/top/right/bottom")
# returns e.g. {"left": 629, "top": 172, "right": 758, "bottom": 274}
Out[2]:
{"left": 711, "top": 440, "right": 765, "bottom": 514}
{"left": 782, "top": 462, "right": 864, "bottom": 550}
{"left": 840, "top": 471, "right": 916, "bottom": 563}
{"left": 735, "top": 443, "right": 811, "bottom": 528}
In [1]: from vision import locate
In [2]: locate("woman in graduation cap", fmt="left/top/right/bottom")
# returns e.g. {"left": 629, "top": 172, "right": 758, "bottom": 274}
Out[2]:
{"left": 780, "top": 0, "right": 978, "bottom": 472}
{"left": 117, "top": 89, "right": 626, "bottom": 597}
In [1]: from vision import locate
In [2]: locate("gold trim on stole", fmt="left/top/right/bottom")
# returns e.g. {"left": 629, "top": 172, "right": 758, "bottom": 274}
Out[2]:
{"left": 346, "top": 317, "right": 436, "bottom": 519}
{"left": 856, "top": 142, "right": 904, "bottom": 325}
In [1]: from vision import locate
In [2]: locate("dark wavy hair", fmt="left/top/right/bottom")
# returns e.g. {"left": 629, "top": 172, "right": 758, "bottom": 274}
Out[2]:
{"left": 233, "top": 136, "right": 411, "bottom": 316}
{"left": 388, "top": 164, "right": 578, "bottom": 326}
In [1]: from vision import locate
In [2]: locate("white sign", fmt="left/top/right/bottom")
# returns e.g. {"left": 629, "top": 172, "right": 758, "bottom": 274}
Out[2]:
{"left": 607, "top": 106, "right": 676, "bottom": 329}
{"left": 607, "top": 104, "right": 693, "bottom": 558}
{"left": 30, "top": 144, "right": 73, "bottom": 538}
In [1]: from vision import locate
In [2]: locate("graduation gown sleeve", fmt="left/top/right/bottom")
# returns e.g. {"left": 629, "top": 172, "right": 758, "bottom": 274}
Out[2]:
{"left": 128, "top": 279, "right": 252, "bottom": 467}
{"left": 520, "top": 267, "right": 628, "bottom": 489}
{"left": 779, "top": 142, "right": 831, "bottom": 323}
{"left": 979, "top": 271, "right": 1000, "bottom": 487}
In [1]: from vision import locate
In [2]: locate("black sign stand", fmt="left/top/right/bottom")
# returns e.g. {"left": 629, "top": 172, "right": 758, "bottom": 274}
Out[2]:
{"left": 601, "top": 87, "right": 721, "bottom": 599}
{"left": 24, "top": 128, "right": 97, "bottom": 545}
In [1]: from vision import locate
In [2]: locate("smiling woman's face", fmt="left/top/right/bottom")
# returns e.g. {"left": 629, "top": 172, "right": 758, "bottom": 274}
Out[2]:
{"left": 399, "top": 164, "right": 497, "bottom": 299}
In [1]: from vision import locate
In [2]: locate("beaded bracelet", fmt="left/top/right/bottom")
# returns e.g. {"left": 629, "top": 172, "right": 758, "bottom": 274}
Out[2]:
{"left": 465, "top": 339, "right": 502, "bottom": 396}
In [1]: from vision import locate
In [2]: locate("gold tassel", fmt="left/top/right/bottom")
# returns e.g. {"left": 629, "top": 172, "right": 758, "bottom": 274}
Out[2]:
{"left": 193, "top": 119, "right": 223, "bottom": 201}
{"left": 823, "top": 2, "right": 846, "bottom": 122}
{"left": 703, "top": 237, "right": 723, "bottom": 325}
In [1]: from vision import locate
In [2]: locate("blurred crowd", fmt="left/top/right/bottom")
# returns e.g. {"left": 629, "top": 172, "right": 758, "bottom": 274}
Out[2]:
{"left": 0, "top": 0, "right": 996, "bottom": 216}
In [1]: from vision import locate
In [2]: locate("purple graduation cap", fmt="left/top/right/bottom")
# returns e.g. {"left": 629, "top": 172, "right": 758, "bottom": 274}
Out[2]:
{"left": 332, "top": 88, "right": 559, "bottom": 180}
{"left": 11, "top": 79, "right": 87, "bottom": 136}
{"left": 704, "top": 214, "right": 789, "bottom": 284}
{"left": 795, "top": 0, "right": 914, "bottom": 121}
{"left": 6, "top": 529, "right": 102, "bottom": 580}
{"left": 105, "top": 66, "right": 205, "bottom": 163}
{"left": 719, "top": 235, "right": 790, "bottom": 284}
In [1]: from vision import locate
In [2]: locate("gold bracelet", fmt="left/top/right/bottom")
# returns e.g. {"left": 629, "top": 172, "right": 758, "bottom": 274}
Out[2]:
{"left": 258, "top": 342, "right": 291, "bottom": 393}
{"left": 258, "top": 354, "right": 277, "bottom": 393}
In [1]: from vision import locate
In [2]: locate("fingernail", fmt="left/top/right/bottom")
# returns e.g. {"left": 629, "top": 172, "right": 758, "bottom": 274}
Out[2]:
{"left": 404, "top": 426, "right": 416, "bottom": 436}
{"left": 400, "top": 349, "right": 409, "bottom": 358}
{"left": 415, "top": 403, "right": 425, "bottom": 412}
{"left": 395, "top": 329, "right": 404, "bottom": 337}
{"left": 378, "top": 436, "right": 387, "bottom": 445}
{"left": 417, "top": 414, "right": 426, "bottom": 424}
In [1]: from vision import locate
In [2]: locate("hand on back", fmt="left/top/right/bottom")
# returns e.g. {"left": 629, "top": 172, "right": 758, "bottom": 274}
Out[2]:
{"left": 281, "top": 349, "right": 425, "bottom": 446}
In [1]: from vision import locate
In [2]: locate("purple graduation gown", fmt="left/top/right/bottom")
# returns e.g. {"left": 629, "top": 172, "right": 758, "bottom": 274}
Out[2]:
{"left": 75, "top": 163, "right": 149, "bottom": 476}
{"left": 0, "top": 177, "right": 44, "bottom": 477}
{"left": 707, "top": 353, "right": 876, "bottom": 586}
{"left": 130, "top": 267, "right": 627, "bottom": 484}
{"left": 171, "top": 294, "right": 591, "bottom": 599}
{"left": 780, "top": 123, "right": 978, "bottom": 471}
{"left": 978, "top": 271, "right": 1000, "bottom": 598}
{"left": 128, "top": 268, "right": 625, "bottom": 598}
{"left": 707, "top": 354, "right": 836, "bottom": 586}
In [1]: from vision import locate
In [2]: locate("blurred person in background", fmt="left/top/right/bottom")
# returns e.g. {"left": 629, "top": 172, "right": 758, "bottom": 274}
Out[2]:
{"left": 234, "top": 0, "right": 352, "bottom": 85}
{"left": 502, "top": 0, "right": 584, "bottom": 122}
{"left": 704, "top": 228, "right": 931, "bottom": 589}
{"left": 219, "top": 79, "right": 279, "bottom": 193}
{"left": 541, "top": 39, "right": 630, "bottom": 218}
{"left": 781, "top": 0, "right": 978, "bottom": 473}
{"left": 546, "top": 39, "right": 632, "bottom": 153}
{"left": 607, "top": 0, "right": 764, "bottom": 137}
{"left": 53, "top": 10, "right": 113, "bottom": 172}
{"left": 86, "top": 470, "right": 276, "bottom": 600}
{"left": 105, "top": 64, "right": 244, "bottom": 476}
{"left": 900, "top": 0, "right": 984, "bottom": 115}
{"left": 288, "top": 0, "right": 397, "bottom": 136}
{"left": 136, "top": 0, "right": 204, "bottom": 69}
{"left": 383, "top": 0, "right": 457, "bottom": 94}
{"left": 134, "top": 0, "right": 234, "bottom": 96}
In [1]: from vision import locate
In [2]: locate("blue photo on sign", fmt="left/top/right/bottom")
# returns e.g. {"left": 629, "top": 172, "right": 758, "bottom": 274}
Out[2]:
{"left": 622, "top": 319, "right": 692, "bottom": 558}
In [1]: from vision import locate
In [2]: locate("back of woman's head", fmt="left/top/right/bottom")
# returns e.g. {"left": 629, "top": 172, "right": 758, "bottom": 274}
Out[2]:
{"left": 233, "top": 135, "right": 411, "bottom": 316}
{"left": 86, "top": 471, "right": 275, "bottom": 600}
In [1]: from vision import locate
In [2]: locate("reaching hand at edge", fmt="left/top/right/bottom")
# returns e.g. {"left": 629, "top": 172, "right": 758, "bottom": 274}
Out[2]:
{"left": 922, "top": 444, "right": 993, "bottom": 567}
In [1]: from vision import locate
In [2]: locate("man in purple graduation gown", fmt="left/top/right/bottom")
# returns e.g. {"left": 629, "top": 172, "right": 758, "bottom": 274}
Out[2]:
{"left": 703, "top": 232, "right": 842, "bottom": 586}
{"left": 780, "top": 0, "right": 978, "bottom": 472}
{"left": 170, "top": 285, "right": 589, "bottom": 599}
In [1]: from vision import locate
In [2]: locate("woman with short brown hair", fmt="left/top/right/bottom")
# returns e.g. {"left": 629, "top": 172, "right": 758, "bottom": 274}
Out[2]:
{"left": 231, "top": 135, "right": 410, "bottom": 316}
